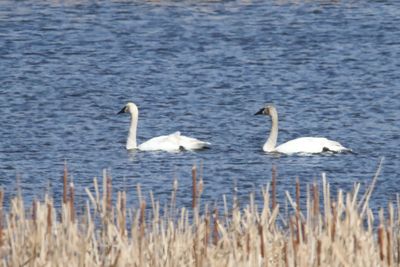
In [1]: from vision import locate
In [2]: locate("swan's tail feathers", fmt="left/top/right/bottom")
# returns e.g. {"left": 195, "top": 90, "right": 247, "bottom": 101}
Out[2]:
{"left": 341, "top": 147, "right": 353, "bottom": 153}
{"left": 182, "top": 143, "right": 211, "bottom": 151}
{"left": 178, "top": 135, "right": 211, "bottom": 150}
{"left": 323, "top": 140, "right": 352, "bottom": 154}
{"left": 189, "top": 140, "right": 211, "bottom": 150}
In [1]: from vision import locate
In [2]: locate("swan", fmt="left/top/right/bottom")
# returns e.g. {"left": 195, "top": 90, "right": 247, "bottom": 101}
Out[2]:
{"left": 255, "top": 105, "right": 350, "bottom": 154}
{"left": 118, "top": 102, "right": 210, "bottom": 151}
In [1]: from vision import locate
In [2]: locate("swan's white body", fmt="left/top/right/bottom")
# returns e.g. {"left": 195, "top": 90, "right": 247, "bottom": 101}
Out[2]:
{"left": 119, "top": 102, "right": 210, "bottom": 152}
{"left": 137, "top": 131, "right": 210, "bottom": 151}
{"left": 256, "top": 105, "right": 350, "bottom": 155}
{"left": 273, "top": 137, "right": 348, "bottom": 154}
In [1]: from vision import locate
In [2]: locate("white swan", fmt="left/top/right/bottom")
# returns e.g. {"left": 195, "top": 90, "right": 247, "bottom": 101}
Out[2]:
{"left": 255, "top": 105, "right": 350, "bottom": 154}
{"left": 118, "top": 102, "right": 210, "bottom": 151}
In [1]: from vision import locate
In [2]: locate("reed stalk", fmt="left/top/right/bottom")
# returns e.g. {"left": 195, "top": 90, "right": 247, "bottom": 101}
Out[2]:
{"left": 272, "top": 165, "right": 277, "bottom": 211}
{"left": 32, "top": 199, "right": 37, "bottom": 229}
{"left": 139, "top": 200, "right": 146, "bottom": 241}
{"left": 63, "top": 162, "right": 68, "bottom": 205}
{"left": 47, "top": 201, "right": 52, "bottom": 235}
{"left": 192, "top": 165, "right": 197, "bottom": 210}
{"left": 118, "top": 191, "right": 126, "bottom": 237}
{"left": 313, "top": 181, "right": 320, "bottom": 217}
{"left": 69, "top": 182, "right": 75, "bottom": 222}
{"left": 258, "top": 223, "right": 265, "bottom": 259}
{"left": 212, "top": 207, "right": 219, "bottom": 246}
{"left": 204, "top": 213, "right": 209, "bottom": 257}
{"left": 106, "top": 172, "right": 112, "bottom": 214}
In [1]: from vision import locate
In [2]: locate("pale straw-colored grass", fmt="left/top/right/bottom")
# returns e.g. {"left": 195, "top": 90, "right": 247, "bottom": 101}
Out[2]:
{"left": 0, "top": 159, "right": 398, "bottom": 266}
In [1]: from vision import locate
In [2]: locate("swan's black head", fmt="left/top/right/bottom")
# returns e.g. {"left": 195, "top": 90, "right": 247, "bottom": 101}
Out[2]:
{"left": 255, "top": 105, "right": 274, "bottom": 116}
{"left": 255, "top": 107, "right": 266, "bottom": 115}
{"left": 117, "top": 105, "right": 128, "bottom": 114}
{"left": 117, "top": 102, "right": 139, "bottom": 115}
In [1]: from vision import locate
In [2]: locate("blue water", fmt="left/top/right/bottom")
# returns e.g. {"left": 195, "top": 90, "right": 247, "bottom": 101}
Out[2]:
{"left": 0, "top": 0, "right": 399, "bottom": 210}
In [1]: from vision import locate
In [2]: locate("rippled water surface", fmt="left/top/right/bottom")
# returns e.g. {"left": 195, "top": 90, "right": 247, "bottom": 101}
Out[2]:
{"left": 0, "top": 0, "right": 399, "bottom": 209}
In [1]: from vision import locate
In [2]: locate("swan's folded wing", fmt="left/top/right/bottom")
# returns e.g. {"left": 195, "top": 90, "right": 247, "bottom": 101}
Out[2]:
{"left": 275, "top": 137, "right": 323, "bottom": 154}
{"left": 138, "top": 134, "right": 181, "bottom": 151}
{"left": 138, "top": 132, "right": 209, "bottom": 152}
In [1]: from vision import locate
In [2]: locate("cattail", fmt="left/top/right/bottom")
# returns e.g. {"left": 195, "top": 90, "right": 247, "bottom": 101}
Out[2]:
{"left": 313, "top": 182, "right": 320, "bottom": 217}
{"left": 301, "top": 221, "right": 306, "bottom": 244}
{"left": 378, "top": 224, "right": 384, "bottom": 261}
{"left": 47, "top": 202, "right": 52, "bottom": 234}
{"left": 386, "top": 228, "right": 392, "bottom": 266}
{"left": 69, "top": 182, "right": 75, "bottom": 222}
{"left": 139, "top": 201, "right": 146, "bottom": 240}
{"left": 295, "top": 177, "right": 300, "bottom": 215}
{"left": 258, "top": 223, "right": 265, "bottom": 258}
{"left": 192, "top": 165, "right": 197, "bottom": 209}
{"left": 212, "top": 208, "right": 219, "bottom": 246}
{"left": 32, "top": 199, "right": 37, "bottom": 229}
{"left": 272, "top": 165, "right": 277, "bottom": 210}
{"left": 106, "top": 173, "right": 112, "bottom": 214}
{"left": 63, "top": 163, "right": 68, "bottom": 205}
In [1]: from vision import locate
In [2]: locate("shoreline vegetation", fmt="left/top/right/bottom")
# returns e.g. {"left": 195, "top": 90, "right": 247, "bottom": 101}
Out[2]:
{"left": 0, "top": 160, "right": 398, "bottom": 266}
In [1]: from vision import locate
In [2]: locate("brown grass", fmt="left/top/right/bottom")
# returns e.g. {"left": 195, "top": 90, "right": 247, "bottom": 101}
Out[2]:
{"left": 0, "top": 161, "right": 398, "bottom": 266}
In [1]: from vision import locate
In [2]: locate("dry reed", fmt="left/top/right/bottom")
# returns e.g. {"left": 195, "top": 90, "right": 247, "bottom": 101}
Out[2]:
{"left": 69, "top": 182, "right": 75, "bottom": 222}
{"left": 192, "top": 165, "right": 197, "bottom": 209}
{"left": 63, "top": 162, "right": 68, "bottom": 205}
{"left": 271, "top": 165, "right": 277, "bottom": 211}
{"left": 0, "top": 163, "right": 397, "bottom": 266}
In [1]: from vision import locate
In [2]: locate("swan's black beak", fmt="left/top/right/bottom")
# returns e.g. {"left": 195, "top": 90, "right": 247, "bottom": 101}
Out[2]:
{"left": 254, "top": 108, "right": 264, "bottom": 115}
{"left": 117, "top": 106, "right": 126, "bottom": 115}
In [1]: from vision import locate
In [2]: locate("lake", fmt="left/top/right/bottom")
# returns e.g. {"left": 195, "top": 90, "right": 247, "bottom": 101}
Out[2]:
{"left": 0, "top": 0, "right": 399, "bottom": 211}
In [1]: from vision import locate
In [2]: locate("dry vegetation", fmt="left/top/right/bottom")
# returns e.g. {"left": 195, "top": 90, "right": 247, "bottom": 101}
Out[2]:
{"left": 0, "top": 160, "right": 399, "bottom": 266}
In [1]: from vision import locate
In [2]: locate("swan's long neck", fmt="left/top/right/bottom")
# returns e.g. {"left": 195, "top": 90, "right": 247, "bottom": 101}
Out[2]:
{"left": 263, "top": 109, "right": 278, "bottom": 152}
{"left": 127, "top": 111, "right": 138, "bottom": 150}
